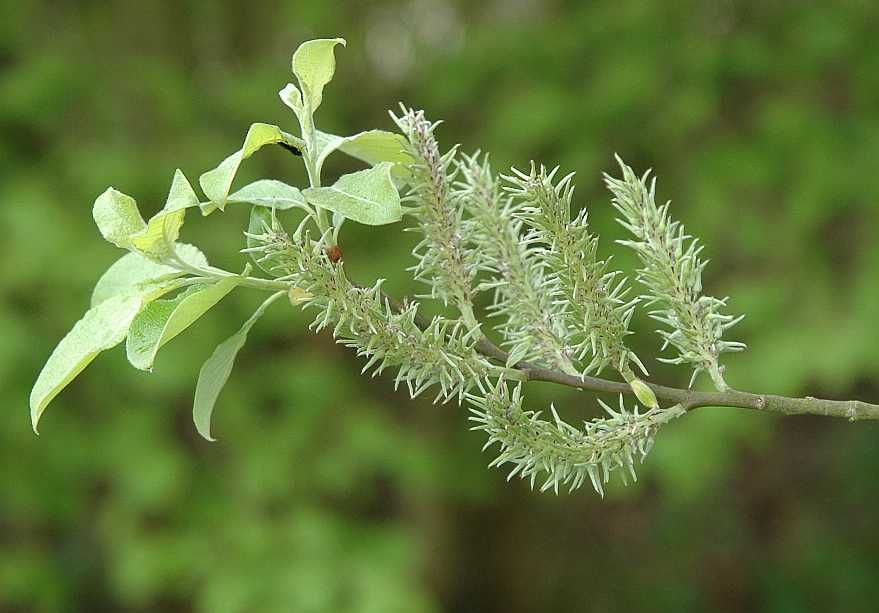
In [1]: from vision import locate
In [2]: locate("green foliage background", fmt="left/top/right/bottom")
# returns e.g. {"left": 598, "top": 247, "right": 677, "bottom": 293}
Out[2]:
{"left": 3, "top": 1, "right": 879, "bottom": 611}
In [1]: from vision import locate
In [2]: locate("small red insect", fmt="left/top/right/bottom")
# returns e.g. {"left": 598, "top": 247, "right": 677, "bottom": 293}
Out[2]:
{"left": 325, "top": 245, "right": 343, "bottom": 264}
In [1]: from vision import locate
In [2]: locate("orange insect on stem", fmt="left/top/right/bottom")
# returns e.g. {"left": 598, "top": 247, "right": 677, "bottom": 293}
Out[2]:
{"left": 325, "top": 245, "right": 343, "bottom": 264}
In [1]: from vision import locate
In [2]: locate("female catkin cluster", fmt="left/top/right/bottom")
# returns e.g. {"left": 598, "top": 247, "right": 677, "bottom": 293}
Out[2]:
{"left": 456, "top": 153, "right": 579, "bottom": 376}
{"left": 502, "top": 164, "right": 655, "bottom": 405}
{"left": 390, "top": 106, "right": 481, "bottom": 332}
{"left": 247, "top": 214, "right": 499, "bottom": 402}
{"left": 244, "top": 118, "right": 677, "bottom": 495}
{"left": 604, "top": 156, "right": 745, "bottom": 391}
{"left": 469, "top": 379, "right": 684, "bottom": 495}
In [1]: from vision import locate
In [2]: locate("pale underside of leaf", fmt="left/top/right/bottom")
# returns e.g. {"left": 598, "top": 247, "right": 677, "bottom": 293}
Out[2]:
{"left": 92, "top": 187, "right": 147, "bottom": 249}
{"left": 192, "top": 291, "right": 285, "bottom": 441}
{"left": 91, "top": 244, "right": 208, "bottom": 307}
{"left": 302, "top": 162, "right": 402, "bottom": 226}
{"left": 314, "top": 129, "right": 412, "bottom": 182}
{"left": 164, "top": 168, "right": 201, "bottom": 211}
{"left": 227, "top": 179, "right": 308, "bottom": 210}
{"left": 279, "top": 82, "right": 303, "bottom": 114}
{"left": 125, "top": 277, "right": 243, "bottom": 371}
{"left": 30, "top": 294, "right": 142, "bottom": 432}
{"left": 31, "top": 270, "right": 198, "bottom": 431}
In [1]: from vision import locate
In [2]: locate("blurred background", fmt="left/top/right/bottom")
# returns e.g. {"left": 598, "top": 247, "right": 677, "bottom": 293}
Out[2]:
{"left": 3, "top": 1, "right": 879, "bottom": 611}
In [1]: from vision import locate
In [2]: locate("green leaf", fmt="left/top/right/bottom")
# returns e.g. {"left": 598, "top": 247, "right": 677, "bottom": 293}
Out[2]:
{"left": 130, "top": 170, "right": 200, "bottom": 258}
{"left": 91, "top": 244, "right": 208, "bottom": 307}
{"left": 93, "top": 172, "right": 201, "bottom": 259}
{"left": 125, "top": 277, "right": 243, "bottom": 371}
{"left": 228, "top": 180, "right": 308, "bottom": 210}
{"left": 130, "top": 209, "right": 185, "bottom": 260}
{"left": 193, "top": 291, "right": 285, "bottom": 441}
{"left": 302, "top": 162, "right": 402, "bottom": 226}
{"left": 92, "top": 187, "right": 147, "bottom": 249}
{"left": 291, "top": 38, "right": 346, "bottom": 112}
{"left": 314, "top": 129, "right": 413, "bottom": 181}
{"left": 198, "top": 123, "right": 290, "bottom": 212}
{"left": 30, "top": 294, "right": 144, "bottom": 432}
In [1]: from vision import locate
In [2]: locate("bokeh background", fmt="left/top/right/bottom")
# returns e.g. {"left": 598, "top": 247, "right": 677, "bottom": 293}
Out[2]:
{"left": 3, "top": 1, "right": 879, "bottom": 611}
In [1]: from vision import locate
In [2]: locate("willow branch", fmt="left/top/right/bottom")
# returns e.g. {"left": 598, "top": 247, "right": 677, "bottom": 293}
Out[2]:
{"left": 478, "top": 338, "right": 879, "bottom": 421}
{"left": 372, "top": 286, "right": 879, "bottom": 421}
